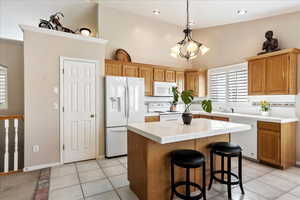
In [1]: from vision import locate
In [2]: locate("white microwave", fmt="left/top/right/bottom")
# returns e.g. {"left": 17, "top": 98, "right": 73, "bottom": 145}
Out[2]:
{"left": 153, "top": 82, "right": 177, "bottom": 97}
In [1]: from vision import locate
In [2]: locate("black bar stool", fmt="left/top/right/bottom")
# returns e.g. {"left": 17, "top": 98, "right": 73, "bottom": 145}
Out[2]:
{"left": 170, "top": 149, "right": 206, "bottom": 200}
{"left": 208, "top": 142, "right": 244, "bottom": 200}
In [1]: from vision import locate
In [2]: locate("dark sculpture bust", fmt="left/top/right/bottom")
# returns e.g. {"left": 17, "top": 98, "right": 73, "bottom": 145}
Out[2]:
{"left": 258, "top": 31, "right": 280, "bottom": 55}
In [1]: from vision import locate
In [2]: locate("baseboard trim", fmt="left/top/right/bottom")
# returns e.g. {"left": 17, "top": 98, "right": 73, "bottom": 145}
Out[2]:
{"left": 23, "top": 162, "right": 61, "bottom": 172}
{"left": 96, "top": 155, "right": 105, "bottom": 160}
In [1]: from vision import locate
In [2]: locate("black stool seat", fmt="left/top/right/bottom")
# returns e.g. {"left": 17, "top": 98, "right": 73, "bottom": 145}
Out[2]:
{"left": 170, "top": 149, "right": 206, "bottom": 200}
{"left": 211, "top": 142, "right": 242, "bottom": 154}
{"left": 171, "top": 149, "right": 205, "bottom": 168}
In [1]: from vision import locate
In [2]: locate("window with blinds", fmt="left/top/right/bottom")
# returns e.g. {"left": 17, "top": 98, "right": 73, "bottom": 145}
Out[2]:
{"left": 208, "top": 63, "right": 248, "bottom": 103}
{"left": 0, "top": 65, "right": 8, "bottom": 108}
{"left": 228, "top": 69, "right": 248, "bottom": 102}
{"left": 209, "top": 72, "right": 227, "bottom": 102}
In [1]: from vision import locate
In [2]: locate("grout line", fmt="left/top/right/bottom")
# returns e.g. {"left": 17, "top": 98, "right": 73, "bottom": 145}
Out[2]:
{"left": 75, "top": 163, "right": 86, "bottom": 200}
{"left": 96, "top": 158, "right": 123, "bottom": 200}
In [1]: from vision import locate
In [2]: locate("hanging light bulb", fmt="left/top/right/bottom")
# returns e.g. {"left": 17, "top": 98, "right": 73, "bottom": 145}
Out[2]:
{"left": 170, "top": 0, "right": 209, "bottom": 60}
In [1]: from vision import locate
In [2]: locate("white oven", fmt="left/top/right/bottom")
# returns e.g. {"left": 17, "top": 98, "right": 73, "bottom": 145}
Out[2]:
{"left": 153, "top": 82, "right": 177, "bottom": 97}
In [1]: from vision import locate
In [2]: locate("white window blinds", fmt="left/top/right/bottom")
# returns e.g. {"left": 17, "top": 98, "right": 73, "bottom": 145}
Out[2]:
{"left": 0, "top": 65, "right": 8, "bottom": 106}
{"left": 208, "top": 63, "right": 248, "bottom": 103}
{"left": 209, "top": 72, "right": 227, "bottom": 102}
{"left": 228, "top": 69, "right": 248, "bottom": 102}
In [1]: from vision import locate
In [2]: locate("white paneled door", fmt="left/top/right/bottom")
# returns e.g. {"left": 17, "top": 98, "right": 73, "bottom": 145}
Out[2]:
{"left": 62, "top": 58, "right": 97, "bottom": 163}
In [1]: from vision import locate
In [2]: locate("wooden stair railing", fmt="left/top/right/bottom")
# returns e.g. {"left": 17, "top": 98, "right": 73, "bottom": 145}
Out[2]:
{"left": 0, "top": 115, "right": 24, "bottom": 175}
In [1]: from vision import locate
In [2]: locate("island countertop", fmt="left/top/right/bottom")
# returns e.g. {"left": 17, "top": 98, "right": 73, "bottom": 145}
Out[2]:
{"left": 127, "top": 118, "right": 251, "bottom": 144}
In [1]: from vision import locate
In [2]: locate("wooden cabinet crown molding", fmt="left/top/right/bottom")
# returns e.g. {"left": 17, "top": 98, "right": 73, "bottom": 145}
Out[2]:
{"left": 246, "top": 48, "right": 300, "bottom": 61}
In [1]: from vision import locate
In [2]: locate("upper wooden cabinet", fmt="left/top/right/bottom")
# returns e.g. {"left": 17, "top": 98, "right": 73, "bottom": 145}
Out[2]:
{"left": 176, "top": 71, "right": 185, "bottom": 92}
{"left": 165, "top": 70, "right": 176, "bottom": 82}
{"left": 185, "top": 70, "right": 207, "bottom": 97}
{"left": 123, "top": 64, "right": 139, "bottom": 77}
{"left": 139, "top": 65, "right": 153, "bottom": 96}
{"left": 153, "top": 68, "right": 165, "bottom": 82}
{"left": 105, "top": 59, "right": 123, "bottom": 76}
{"left": 248, "top": 59, "right": 266, "bottom": 95}
{"left": 247, "top": 48, "right": 300, "bottom": 95}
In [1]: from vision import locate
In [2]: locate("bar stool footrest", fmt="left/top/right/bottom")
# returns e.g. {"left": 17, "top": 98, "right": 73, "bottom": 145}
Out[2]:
{"left": 174, "top": 181, "right": 204, "bottom": 200}
{"left": 212, "top": 170, "right": 240, "bottom": 185}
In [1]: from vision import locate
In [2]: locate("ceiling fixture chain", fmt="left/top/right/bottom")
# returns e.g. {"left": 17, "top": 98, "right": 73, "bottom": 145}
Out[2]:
{"left": 170, "top": 0, "right": 209, "bottom": 60}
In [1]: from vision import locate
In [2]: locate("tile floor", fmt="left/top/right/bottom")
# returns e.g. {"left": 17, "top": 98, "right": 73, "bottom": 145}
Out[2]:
{"left": 49, "top": 157, "right": 300, "bottom": 200}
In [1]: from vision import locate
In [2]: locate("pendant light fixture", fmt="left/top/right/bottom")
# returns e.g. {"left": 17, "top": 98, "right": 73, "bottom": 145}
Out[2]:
{"left": 170, "top": 0, "right": 209, "bottom": 60}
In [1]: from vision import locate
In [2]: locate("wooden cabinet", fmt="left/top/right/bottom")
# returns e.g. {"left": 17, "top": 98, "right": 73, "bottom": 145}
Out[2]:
{"left": 247, "top": 48, "right": 300, "bottom": 95}
{"left": 248, "top": 59, "right": 266, "bottom": 95}
{"left": 139, "top": 65, "right": 153, "bottom": 96}
{"left": 153, "top": 68, "right": 165, "bottom": 82}
{"left": 123, "top": 64, "right": 139, "bottom": 77}
{"left": 212, "top": 116, "right": 229, "bottom": 121}
{"left": 165, "top": 70, "right": 176, "bottom": 82}
{"left": 193, "top": 114, "right": 229, "bottom": 121}
{"left": 185, "top": 70, "right": 207, "bottom": 97}
{"left": 105, "top": 60, "right": 123, "bottom": 76}
{"left": 265, "top": 54, "right": 289, "bottom": 94}
{"left": 145, "top": 116, "right": 160, "bottom": 122}
{"left": 176, "top": 71, "right": 185, "bottom": 92}
{"left": 258, "top": 121, "right": 296, "bottom": 169}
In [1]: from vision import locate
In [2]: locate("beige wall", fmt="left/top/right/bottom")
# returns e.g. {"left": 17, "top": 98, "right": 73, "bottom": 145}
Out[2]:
{"left": 0, "top": 0, "right": 98, "bottom": 40}
{"left": 192, "top": 11, "right": 300, "bottom": 68}
{"left": 192, "top": 11, "right": 300, "bottom": 162}
{"left": 98, "top": 5, "right": 189, "bottom": 67}
{"left": 23, "top": 29, "right": 106, "bottom": 168}
{"left": 0, "top": 38, "right": 24, "bottom": 115}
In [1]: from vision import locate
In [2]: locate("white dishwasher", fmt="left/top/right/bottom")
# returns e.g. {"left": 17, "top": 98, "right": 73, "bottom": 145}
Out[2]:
{"left": 230, "top": 117, "right": 257, "bottom": 160}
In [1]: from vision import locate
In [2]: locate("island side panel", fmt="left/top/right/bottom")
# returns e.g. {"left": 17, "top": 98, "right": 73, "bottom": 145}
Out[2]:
{"left": 128, "top": 131, "right": 148, "bottom": 200}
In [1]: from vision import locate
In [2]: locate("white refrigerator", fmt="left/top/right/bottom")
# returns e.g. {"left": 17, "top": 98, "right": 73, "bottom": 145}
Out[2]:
{"left": 105, "top": 76, "right": 145, "bottom": 158}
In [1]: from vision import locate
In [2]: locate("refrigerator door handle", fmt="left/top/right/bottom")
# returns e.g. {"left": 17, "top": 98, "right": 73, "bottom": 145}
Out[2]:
{"left": 124, "top": 86, "right": 127, "bottom": 119}
{"left": 127, "top": 85, "right": 130, "bottom": 119}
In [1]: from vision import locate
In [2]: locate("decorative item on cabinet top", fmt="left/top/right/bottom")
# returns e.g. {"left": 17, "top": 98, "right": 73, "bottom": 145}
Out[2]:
{"left": 258, "top": 30, "right": 280, "bottom": 55}
{"left": 115, "top": 49, "right": 132, "bottom": 62}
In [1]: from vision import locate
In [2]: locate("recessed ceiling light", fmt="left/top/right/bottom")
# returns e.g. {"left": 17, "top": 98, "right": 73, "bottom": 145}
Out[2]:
{"left": 152, "top": 9, "right": 161, "bottom": 15}
{"left": 237, "top": 9, "right": 248, "bottom": 15}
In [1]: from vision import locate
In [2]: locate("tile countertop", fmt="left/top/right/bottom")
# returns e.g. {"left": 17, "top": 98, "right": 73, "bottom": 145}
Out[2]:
{"left": 128, "top": 118, "right": 251, "bottom": 144}
{"left": 144, "top": 111, "right": 298, "bottom": 123}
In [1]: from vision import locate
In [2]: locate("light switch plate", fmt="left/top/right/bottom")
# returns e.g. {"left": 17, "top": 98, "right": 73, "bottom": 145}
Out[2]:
{"left": 33, "top": 145, "right": 39, "bottom": 153}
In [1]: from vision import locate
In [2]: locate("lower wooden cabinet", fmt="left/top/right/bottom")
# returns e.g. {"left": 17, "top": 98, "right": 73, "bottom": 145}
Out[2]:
{"left": 145, "top": 116, "right": 160, "bottom": 122}
{"left": 193, "top": 114, "right": 229, "bottom": 121}
{"left": 258, "top": 121, "right": 296, "bottom": 169}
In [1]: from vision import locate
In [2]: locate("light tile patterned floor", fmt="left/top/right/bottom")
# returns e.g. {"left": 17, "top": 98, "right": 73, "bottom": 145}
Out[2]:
{"left": 49, "top": 157, "right": 300, "bottom": 200}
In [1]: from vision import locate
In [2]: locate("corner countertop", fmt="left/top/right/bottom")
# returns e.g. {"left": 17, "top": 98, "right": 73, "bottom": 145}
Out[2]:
{"left": 144, "top": 111, "right": 298, "bottom": 123}
{"left": 128, "top": 118, "right": 251, "bottom": 144}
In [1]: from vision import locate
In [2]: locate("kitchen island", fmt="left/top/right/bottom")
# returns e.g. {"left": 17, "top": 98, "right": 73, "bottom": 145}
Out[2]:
{"left": 127, "top": 118, "right": 251, "bottom": 200}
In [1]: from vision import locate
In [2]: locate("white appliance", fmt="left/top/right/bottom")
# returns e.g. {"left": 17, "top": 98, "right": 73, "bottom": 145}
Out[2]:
{"left": 105, "top": 76, "right": 145, "bottom": 158}
{"left": 153, "top": 82, "right": 177, "bottom": 97}
{"left": 148, "top": 103, "right": 181, "bottom": 121}
{"left": 230, "top": 117, "right": 257, "bottom": 160}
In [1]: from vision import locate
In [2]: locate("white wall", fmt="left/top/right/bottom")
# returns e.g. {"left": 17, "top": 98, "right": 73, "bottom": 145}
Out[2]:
{"left": 98, "top": 5, "right": 189, "bottom": 67}
{"left": 0, "top": 0, "right": 98, "bottom": 40}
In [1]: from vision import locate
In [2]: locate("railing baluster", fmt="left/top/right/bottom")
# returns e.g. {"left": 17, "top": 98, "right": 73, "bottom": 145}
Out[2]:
{"left": 14, "top": 119, "right": 19, "bottom": 171}
{"left": 4, "top": 119, "right": 9, "bottom": 173}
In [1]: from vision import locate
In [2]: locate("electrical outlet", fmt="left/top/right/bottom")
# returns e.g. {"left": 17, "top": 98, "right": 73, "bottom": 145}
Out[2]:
{"left": 33, "top": 145, "right": 40, "bottom": 153}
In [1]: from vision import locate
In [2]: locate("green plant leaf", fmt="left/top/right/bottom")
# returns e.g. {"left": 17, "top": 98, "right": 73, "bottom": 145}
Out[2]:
{"left": 181, "top": 90, "right": 194, "bottom": 112}
{"left": 171, "top": 87, "right": 179, "bottom": 105}
{"left": 201, "top": 100, "right": 212, "bottom": 113}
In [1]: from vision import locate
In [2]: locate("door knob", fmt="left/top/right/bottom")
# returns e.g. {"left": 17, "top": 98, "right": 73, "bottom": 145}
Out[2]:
{"left": 90, "top": 114, "right": 95, "bottom": 118}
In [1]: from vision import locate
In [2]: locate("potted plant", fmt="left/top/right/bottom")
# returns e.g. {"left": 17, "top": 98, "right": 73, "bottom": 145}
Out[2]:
{"left": 260, "top": 100, "right": 270, "bottom": 116}
{"left": 181, "top": 90, "right": 194, "bottom": 125}
{"left": 171, "top": 87, "right": 179, "bottom": 111}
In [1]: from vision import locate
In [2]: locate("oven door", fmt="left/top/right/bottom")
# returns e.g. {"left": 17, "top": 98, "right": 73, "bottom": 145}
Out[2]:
{"left": 153, "top": 82, "right": 176, "bottom": 97}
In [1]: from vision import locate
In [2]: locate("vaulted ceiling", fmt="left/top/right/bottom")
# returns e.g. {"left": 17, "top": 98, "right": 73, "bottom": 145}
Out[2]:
{"left": 101, "top": 0, "right": 300, "bottom": 28}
